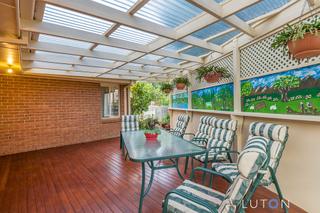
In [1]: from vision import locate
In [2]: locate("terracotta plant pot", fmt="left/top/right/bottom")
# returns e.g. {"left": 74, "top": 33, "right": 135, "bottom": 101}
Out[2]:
{"left": 287, "top": 33, "right": 320, "bottom": 59}
{"left": 176, "top": 83, "right": 186, "bottom": 90}
{"left": 204, "top": 72, "right": 222, "bottom": 83}
{"left": 144, "top": 133, "right": 158, "bottom": 140}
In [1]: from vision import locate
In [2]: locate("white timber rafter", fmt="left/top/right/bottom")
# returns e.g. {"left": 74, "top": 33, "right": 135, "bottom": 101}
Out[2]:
{"left": 147, "top": 0, "right": 317, "bottom": 80}
{"left": 185, "top": 0, "right": 256, "bottom": 36}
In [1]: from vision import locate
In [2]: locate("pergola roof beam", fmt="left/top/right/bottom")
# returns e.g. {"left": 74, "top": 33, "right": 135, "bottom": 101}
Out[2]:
{"left": 21, "top": 52, "right": 166, "bottom": 74}
{"left": 24, "top": 41, "right": 182, "bottom": 69}
{"left": 21, "top": 19, "right": 202, "bottom": 63}
{"left": 41, "top": 0, "right": 219, "bottom": 51}
{"left": 185, "top": 0, "right": 256, "bottom": 37}
{"left": 98, "top": 0, "right": 259, "bottom": 77}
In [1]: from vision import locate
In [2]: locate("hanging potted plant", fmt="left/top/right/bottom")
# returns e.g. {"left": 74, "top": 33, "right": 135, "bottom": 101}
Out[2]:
{"left": 140, "top": 117, "right": 161, "bottom": 140}
{"left": 271, "top": 17, "right": 320, "bottom": 59}
{"left": 160, "top": 82, "right": 173, "bottom": 94}
{"left": 195, "top": 65, "right": 231, "bottom": 83}
{"left": 173, "top": 76, "right": 191, "bottom": 90}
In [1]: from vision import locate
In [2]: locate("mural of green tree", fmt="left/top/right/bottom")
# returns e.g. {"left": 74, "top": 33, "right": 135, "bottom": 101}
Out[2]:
{"left": 273, "top": 76, "right": 300, "bottom": 102}
{"left": 192, "top": 83, "right": 234, "bottom": 111}
{"left": 241, "top": 64, "right": 320, "bottom": 115}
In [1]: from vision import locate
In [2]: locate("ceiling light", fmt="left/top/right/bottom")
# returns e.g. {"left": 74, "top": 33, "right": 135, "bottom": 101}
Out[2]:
{"left": 7, "top": 57, "right": 13, "bottom": 65}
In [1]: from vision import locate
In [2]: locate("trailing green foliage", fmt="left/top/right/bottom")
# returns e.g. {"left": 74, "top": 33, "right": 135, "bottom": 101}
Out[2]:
{"left": 130, "top": 82, "right": 169, "bottom": 115}
{"left": 271, "top": 17, "right": 320, "bottom": 53}
{"left": 195, "top": 65, "right": 231, "bottom": 81}
{"left": 160, "top": 82, "right": 173, "bottom": 93}
{"left": 140, "top": 117, "right": 161, "bottom": 134}
{"left": 161, "top": 114, "right": 170, "bottom": 125}
{"left": 173, "top": 76, "right": 191, "bottom": 87}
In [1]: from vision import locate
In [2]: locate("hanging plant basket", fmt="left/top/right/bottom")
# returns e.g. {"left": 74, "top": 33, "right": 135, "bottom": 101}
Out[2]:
{"left": 204, "top": 72, "right": 222, "bottom": 83}
{"left": 176, "top": 83, "right": 186, "bottom": 90}
{"left": 287, "top": 33, "right": 320, "bottom": 59}
{"left": 163, "top": 88, "right": 172, "bottom": 94}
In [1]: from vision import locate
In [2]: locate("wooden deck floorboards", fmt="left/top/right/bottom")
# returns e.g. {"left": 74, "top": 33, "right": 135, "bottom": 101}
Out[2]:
{"left": 0, "top": 138, "right": 305, "bottom": 213}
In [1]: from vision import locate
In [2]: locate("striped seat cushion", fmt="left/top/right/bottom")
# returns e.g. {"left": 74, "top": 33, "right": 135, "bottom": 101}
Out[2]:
{"left": 193, "top": 118, "right": 237, "bottom": 162}
{"left": 166, "top": 180, "right": 224, "bottom": 213}
{"left": 165, "top": 137, "right": 269, "bottom": 213}
{"left": 218, "top": 136, "right": 269, "bottom": 211}
{"left": 171, "top": 114, "right": 190, "bottom": 137}
{"left": 121, "top": 115, "right": 139, "bottom": 132}
{"left": 212, "top": 163, "right": 238, "bottom": 181}
{"left": 212, "top": 122, "right": 288, "bottom": 186}
{"left": 194, "top": 139, "right": 229, "bottom": 162}
{"left": 191, "top": 116, "right": 215, "bottom": 147}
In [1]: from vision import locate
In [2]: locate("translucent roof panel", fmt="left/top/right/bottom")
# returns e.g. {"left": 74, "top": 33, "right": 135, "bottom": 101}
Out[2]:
{"left": 141, "top": 54, "right": 163, "bottom": 61}
{"left": 160, "top": 57, "right": 184, "bottom": 64}
{"left": 34, "top": 50, "right": 80, "bottom": 60}
{"left": 191, "top": 21, "right": 231, "bottom": 40}
{"left": 181, "top": 46, "right": 210, "bottom": 57}
{"left": 82, "top": 57, "right": 115, "bottom": 64}
{"left": 94, "top": 45, "right": 132, "bottom": 55}
{"left": 135, "top": 0, "right": 203, "bottom": 28}
{"left": 43, "top": 4, "right": 113, "bottom": 34}
{"left": 110, "top": 26, "right": 158, "bottom": 45}
{"left": 235, "top": 0, "right": 289, "bottom": 21}
{"left": 209, "top": 30, "right": 241, "bottom": 45}
{"left": 38, "top": 34, "right": 92, "bottom": 49}
{"left": 161, "top": 41, "right": 189, "bottom": 51}
{"left": 90, "top": 0, "right": 138, "bottom": 12}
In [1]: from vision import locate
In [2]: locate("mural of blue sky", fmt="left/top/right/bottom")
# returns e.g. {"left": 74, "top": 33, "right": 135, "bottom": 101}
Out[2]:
{"left": 242, "top": 64, "right": 320, "bottom": 89}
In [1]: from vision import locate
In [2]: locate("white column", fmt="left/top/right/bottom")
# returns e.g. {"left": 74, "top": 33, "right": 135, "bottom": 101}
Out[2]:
{"left": 232, "top": 39, "right": 241, "bottom": 113}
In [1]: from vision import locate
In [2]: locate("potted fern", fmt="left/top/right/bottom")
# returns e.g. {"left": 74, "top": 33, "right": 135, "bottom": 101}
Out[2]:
{"left": 271, "top": 17, "right": 320, "bottom": 59}
{"left": 173, "top": 76, "right": 191, "bottom": 90}
{"left": 195, "top": 65, "right": 231, "bottom": 83}
{"left": 160, "top": 82, "right": 173, "bottom": 94}
{"left": 140, "top": 117, "right": 161, "bottom": 140}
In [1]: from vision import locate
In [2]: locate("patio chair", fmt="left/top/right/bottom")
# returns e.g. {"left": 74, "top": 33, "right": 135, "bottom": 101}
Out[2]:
{"left": 184, "top": 117, "right": 237, "bottom": 176}
{"left": 162, "top": 135, "right": 271, "bottom": 213}
{"left": 169, "top": 114, "right": 190, "bottom": 138}
{"left": 120, "top": 115, "right": 140, "bottom": 155}
{"left": 211, "top": 122, "right": 289, "bottom": 212}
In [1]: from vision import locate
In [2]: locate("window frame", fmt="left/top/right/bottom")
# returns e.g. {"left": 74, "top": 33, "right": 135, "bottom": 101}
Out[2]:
{"left": 101, "top": 84, "right": 121, "bottom": 120}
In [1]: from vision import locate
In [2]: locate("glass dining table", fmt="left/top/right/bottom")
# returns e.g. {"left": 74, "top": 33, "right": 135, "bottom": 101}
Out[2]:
{"left": 120, "top": 129, "right": 206, "bottom": 213}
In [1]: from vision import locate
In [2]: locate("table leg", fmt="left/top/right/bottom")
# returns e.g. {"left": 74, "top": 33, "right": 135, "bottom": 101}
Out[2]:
{"left": 143, "top": 161, "right": 154, "bottom": 197}
{"left": 175, "top": 158, "right": 184, "bottom": 180}
{"left": 139, "top": 162, "right": 146, "bottom": 213}
{"left": 184, "top": 157, "right": 189, "bottom": 174}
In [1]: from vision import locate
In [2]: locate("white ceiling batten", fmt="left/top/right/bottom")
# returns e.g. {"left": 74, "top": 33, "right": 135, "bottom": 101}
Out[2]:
{"left": 14, "top": 0, "right": 310, "bottom": 81}
{"left": 20, "top": 19, "right": 202, "bottom": 63}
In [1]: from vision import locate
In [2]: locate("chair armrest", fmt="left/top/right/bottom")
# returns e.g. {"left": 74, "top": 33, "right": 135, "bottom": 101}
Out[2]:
{"left": 162, "top": 189, "right": 218, "bottom": 213}
{"left": 207, "top": 147, "right": 240, "bottom": 155}
{"left": 191, "top": 137, "right": 208, "bottom": 146}
{"left": 184, "top": 133, "right": 195, "bottom": 137}
{"left": 190, "top": 167, "right": 233, "bottom": 183}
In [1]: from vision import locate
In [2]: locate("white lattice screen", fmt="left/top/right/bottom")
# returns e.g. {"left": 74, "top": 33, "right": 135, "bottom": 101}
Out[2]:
{"left": 240, "top": 14, "right": 320, "bottom": 79}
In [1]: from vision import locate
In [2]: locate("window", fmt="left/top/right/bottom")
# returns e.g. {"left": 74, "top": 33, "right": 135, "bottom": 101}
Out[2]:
{"left": 102, "top": 86, "right": 120, "bottom": 118}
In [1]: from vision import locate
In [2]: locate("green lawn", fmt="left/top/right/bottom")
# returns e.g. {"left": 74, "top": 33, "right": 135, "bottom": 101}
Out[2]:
{"left": 243, "top": 97, "right": 320, "bottom": 115}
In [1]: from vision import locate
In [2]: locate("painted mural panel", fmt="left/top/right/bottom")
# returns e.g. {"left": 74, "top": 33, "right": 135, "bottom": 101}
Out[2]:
{"left": 192, "top": 83, "right": 234, "bottom": 111}
{"left": 241, "top": 64, "right": 320, "bottom": 115}
{"left": 172, "top": 92, "right": 188, "bottom": 109}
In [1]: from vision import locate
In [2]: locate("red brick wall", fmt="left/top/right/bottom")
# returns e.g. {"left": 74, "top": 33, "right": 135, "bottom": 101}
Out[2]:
{"left": 0, "top": 75, "right": 125, "bottom": 156}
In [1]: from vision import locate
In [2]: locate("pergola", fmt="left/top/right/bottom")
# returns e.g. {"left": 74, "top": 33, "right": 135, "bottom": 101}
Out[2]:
{"left": 1, "top": 0, "right": 318, "bottom": 82}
